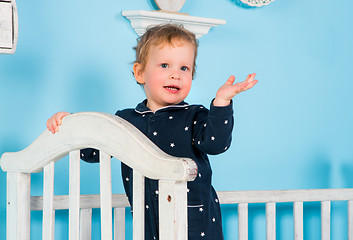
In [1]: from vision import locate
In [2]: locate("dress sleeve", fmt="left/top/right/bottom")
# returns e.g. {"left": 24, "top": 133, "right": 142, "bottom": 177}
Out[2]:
{"left": 80, "top": 148, "right": 100, "bottom": 163}
{"left": 192, "top": 99, "right": 234, "bottom": 155}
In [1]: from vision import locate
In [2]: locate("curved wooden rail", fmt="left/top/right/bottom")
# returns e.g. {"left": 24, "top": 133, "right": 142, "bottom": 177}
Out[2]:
{"left": 0, "top": 112, "right": 197, "bottom": 181}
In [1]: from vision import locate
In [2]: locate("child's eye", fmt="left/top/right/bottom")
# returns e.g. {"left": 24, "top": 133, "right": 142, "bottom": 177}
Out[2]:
{"left": 161, "top": 63, "right": 168, "bottom": 68}
{"left": 180, "top": 66, "right": 189, "bottom": 71}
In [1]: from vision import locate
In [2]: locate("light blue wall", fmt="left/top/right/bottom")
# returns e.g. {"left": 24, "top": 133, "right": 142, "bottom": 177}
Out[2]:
{"left": 1, "top": 0, "right": 353, "bottom": 239}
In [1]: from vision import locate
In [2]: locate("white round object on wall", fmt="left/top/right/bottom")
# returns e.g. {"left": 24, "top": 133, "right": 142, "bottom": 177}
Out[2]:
{"left": 155, "top": 0, "right": 186, "bottom": 12}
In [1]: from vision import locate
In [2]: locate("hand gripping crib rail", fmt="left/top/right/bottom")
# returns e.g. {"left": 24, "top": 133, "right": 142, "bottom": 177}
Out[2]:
{"left": 2, "top": 112, "right": 353, "bottom": 240}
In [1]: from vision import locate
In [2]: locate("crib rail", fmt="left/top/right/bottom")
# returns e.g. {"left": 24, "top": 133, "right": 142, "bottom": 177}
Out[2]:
{"left": 28, "top": 189, "right": 353, "bottom": 239}
{"left": 0, "top": 112, "right": 197, "bottom": 240}
{"left": 2, "top": 112, "right": 353, "bottom": 239}
{"left": 218, "top": 189, "right": 353, "bottom": 240}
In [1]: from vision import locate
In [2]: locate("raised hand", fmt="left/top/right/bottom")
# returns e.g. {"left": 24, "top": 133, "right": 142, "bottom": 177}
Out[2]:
{"left": 213, "top": 73, "right": 258, "bottom": 107}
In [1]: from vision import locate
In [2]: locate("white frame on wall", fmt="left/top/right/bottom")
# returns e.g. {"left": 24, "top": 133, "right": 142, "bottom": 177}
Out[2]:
{"left": 0, "top": 0, "right": 18, "bottom": 54}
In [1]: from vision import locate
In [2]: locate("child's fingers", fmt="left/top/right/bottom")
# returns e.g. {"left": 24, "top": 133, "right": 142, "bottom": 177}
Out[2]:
{"left": 225, "top": 75, "right": 236, "bottom": 85}
{"left": 242, "top": 79, "right": 258, "bottom": 91}
{"left": 245, "top": 73, "right": 256, "bottom": 82}
{"left": 46, "top": 118, "right": 56, "bottom": 134}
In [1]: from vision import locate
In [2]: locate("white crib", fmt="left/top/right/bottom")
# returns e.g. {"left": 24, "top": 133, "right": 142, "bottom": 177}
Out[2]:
{"left": 1, "top": 112, "right": 353, "bottom": 240}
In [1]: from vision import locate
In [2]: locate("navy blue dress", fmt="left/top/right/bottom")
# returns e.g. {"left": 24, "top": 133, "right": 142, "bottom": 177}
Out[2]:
{"left": 81, "top": 99, "right": 233, "bottom": 240}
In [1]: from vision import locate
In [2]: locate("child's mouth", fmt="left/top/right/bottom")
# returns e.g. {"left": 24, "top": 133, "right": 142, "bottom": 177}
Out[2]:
{"left": 164, "top": 85, "right": 180, "bottom": 92}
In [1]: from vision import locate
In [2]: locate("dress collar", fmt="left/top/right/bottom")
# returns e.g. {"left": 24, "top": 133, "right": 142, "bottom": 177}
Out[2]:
{"left": 135, "top": 99, "right": 190, "bottom": 115}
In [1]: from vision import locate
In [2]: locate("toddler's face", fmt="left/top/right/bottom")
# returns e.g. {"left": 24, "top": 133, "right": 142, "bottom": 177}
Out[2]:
{"left": 134, "top": 40, "right": 194, "bottom": 112}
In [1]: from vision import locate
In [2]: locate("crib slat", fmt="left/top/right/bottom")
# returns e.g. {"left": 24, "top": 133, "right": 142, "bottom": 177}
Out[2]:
{"left": 159, "top": 180, "right": 188, "bottom": 240}
{"left": 100, "top": 151, "right": 113, "bottom": 240}
{"left": 114, "top": 208, "right": 125, "bottom": 240}
{"left": 80, "top": 208, "right": 92, "bottom": 240}
{"left": 349, "top": 200, "right": 353, "bottom": 240}
{"left": 238, "top": 203, "right": 248, "bottom": 240}
{"left": 133, "top": 170, "right": 145, "bottom": 240}
{"left": 294, "top": 202, "right": 303, "bottom": 240}
{"left": 43, "top": 162, "right": 55, "bottom": 240}
{"left": 266, "top": 202, "right": 276, "bottom": 240}
{"left": 69, "top": 150, "right": 80, "bottom": 240}
{"left": 321, "top": 201, "right": 331, "bottom": 240}
{"left": 7, "top": 172, "right": 31, "bottom": 240}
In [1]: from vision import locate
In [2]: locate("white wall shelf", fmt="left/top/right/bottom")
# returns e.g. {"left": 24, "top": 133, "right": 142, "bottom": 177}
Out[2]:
{"left": 122, "top": 10, "right": 226, "bottom": 39}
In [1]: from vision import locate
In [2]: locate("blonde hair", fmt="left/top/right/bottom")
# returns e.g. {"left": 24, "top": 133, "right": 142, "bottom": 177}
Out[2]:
{"left": 133, "top": 24, "right": 198, "bottom": 79}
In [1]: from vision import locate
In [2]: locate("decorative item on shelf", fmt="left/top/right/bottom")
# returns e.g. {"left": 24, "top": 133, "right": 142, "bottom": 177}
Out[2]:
{"left": 154, "top": 0, "right": 186, "bottom": 13}
{"left": 240, "top": 0, "right": 275, "bottom": 7}
{"left": 122, "top": 0, "right": 226, "bottom": 39}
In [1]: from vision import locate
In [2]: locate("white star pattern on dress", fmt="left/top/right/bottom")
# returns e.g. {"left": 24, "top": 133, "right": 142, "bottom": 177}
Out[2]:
{"left": 153, "top": 131, "right": 157, "bottom": 136}
{"left": 93, "top": 151, "right": 96, "bottom": 156}
{"left": 170, "top": 143, "right": 175, "bottom": 147}
{"left": 215, "top": 198, "right": 219, "bottom": 203}
{"left": 199, "top": 207, "right": 203, "bottom": 212}
{"left": 212, "top": 217, "right": 216, "bottom": 222}
{"left": 197, "top": 141, "right": 201, "bottom": 145}
{"left": 187, "top": 188, "right": 190, "bottom": 193}
{"left": 146, "top": 205, "right": 149, "bottom": 209}
{"left": 211, "top": 136, "right": 215, "bottom": 141}
{"left": 224, "top": 120, "right": 228, "bottom": 124}
{"left": 169, "top": 116, "right": 173, "bottom": 120}
{"left": 155, "top": 190, "right": 159, "bottom": 195}
{"left": 204, "top": 123, "right": 207, "bottom": 127}
{"left": 194, "top": 121, "right": 197, "bottom": 124}
{"left": 201, "top": 232, "right": 205, "bottom": 237}
{"left": 142, "top": 114, "right": 145, "bottom": 117}
{"left": 199, "top": 173, "right": 202, "bottom": 178}
{"left": 125, "top": 178, "right": 129, "bottom": 181}
{"left": 200, "top": 106, "right": 204, "bottom": 109}
{"left": 184, "top": 126, "right": 189, "bottom": 131}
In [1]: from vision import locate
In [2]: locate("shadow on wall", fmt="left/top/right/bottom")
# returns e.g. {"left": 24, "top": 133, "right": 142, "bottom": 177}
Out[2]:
{"left": 229, "top": 0, "right": 256, "bottom": 9}
{"left": 302, "top": 153, "right": 332, "bottom": 189}
{"left": 341, "top": 161, "right": 353, "bottom": 188}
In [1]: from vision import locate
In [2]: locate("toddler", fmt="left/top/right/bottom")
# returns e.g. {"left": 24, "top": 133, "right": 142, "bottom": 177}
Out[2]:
{"left": 47, "top": 24, "right": 258, "bottom": 240}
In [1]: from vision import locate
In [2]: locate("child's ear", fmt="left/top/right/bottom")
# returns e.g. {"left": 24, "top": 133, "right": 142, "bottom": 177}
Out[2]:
{"left": 133, "top": 63, "right": 145, "bottom": 84}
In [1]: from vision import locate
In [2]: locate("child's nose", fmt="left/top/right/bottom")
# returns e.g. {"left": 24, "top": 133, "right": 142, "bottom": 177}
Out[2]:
{"left": 170, "top": 70, "right": 181, "bottom": 80}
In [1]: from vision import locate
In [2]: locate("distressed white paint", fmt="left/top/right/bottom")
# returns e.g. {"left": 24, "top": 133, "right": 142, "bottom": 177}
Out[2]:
{"left": 133, "top": 170, "right": 145, "bottom": 240}
{"left": 0, "top": 1, "right": 12, "bottom": 48}
{"left": 349, "top": 201, "right": 353, "bottom": 240}
{"left": 293, "top": 202, "right": 303, "bottom": 240}
{"left": 0, "top": 0, "right": 18, "bottom": 54}
{"left": 217, "top": 189, "right": 353, "bottom": 204}
{"left": 31, "top": 193, "right": 130, "bottom": 211}
{"left": 0, "top": 112, "right": 197, "bottom": 182}
{"left": 238, "top": 203, "right": 248, "bottom": 240}
{"left": 114, "top": 208, "right": 125, "bottom": 240}
{"left": 80, "top": 209, "right": 92, "bottom": 240}
{"left": 159, "top": 180, "right": 188, "bottom": 240}
{"left": 100, "top": 152, "right": 113, "bottom": 240}
{"left": 3, "top": 112, "right": 353, "bottom": 239}
{"left": 266, "top": 202, "right": 276, "bottom": 240}
{"left": 43, "top": 162, "right": 55, "bottom": 240}
{"left": 69, "top": 150, "right": 80, "bottom": 240}
{"left": 321, "top": 201, "right": 331, "bottom": 240}
{"left": 6, "top": 172, "right": 31, "bottom": 240}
